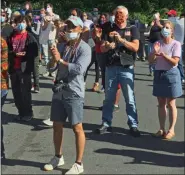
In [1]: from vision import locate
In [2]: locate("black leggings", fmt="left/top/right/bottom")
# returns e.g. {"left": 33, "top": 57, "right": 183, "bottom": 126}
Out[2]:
{"left": 84, "top": 50, "right": 100, "bottom": 83}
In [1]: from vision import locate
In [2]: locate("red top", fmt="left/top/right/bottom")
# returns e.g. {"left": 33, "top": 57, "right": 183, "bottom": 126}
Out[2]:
{"left": 92, "top": 28, "right": 102, "bottom": 53}
{"left": 11, "top": 32, "right": 28, "bottom": 69}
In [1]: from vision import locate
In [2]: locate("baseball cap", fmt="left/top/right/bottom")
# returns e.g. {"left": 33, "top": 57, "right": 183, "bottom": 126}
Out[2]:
{"left": 166, "top": 9, "right": 177, "bottom": 16}
{"left": 66, "top": 15, "right": 84, "bottom": 28}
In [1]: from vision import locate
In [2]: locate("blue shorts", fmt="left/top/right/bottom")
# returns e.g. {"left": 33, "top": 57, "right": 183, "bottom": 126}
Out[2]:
{"left": 50, "top": 90, "right": 84, "bottom": 126}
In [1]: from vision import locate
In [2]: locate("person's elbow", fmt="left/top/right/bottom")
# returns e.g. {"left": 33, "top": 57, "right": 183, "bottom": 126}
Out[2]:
{"left": 68, "top": 64, "right": 85, "bottom": 75}
{"left": 132, "top": 40, "right": 139, "bottom": 52}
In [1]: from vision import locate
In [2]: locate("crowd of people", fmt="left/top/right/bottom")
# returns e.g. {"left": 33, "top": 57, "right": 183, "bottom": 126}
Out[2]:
{"left": 1, "top": 1, "right": 184, "bottom": 174}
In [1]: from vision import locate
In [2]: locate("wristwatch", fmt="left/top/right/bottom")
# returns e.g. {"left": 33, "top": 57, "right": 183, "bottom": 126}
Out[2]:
{"left": 57, "top": 59, "right": 64, "bottom": 64}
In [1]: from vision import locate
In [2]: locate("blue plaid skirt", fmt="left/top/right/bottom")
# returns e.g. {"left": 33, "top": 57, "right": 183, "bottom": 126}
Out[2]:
{"left": 153, "top": 67, "right": 182, "bottom": 98}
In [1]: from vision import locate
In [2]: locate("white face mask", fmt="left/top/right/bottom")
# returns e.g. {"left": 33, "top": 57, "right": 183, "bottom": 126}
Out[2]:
{"left": 109, "top": 16, "right": 115, "bottom": 23}
{"left": 65, "top": 32, "right": 79, "bottom": 40}
{"left": 46, "top": 7, "right": 52, "bottom": 13}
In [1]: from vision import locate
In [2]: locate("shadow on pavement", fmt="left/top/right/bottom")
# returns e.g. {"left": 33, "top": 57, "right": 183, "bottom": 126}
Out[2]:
{"left": 135, "top": 73, "right": 148, "bottom": 76}
{"left": 64, "top": 122, "right": 185, "bottom": 155}
{"left": 84, "top": 106, "right": 101, "bottom": 111}
{"left": 1, "top": 158, "right": 68, "bottom": 174}
{"left": 39, "top": 82, "right": 53, "bottom": 89}
{"left": 94, "top": 148, "right": 184, "bottom": 168}
{"left": 1, "top": 111, "right": 52, "bottom": 131}
{"left": 134, "top": 78, "right": 153, "bottom": 82}
{"left": 5, "top": 98, "right": 52, "bottom": 106}
{"left": 2, "top": 158, "right": 45, "bottom": 169}
{"left": 177, "top": 106, "right": 185, "bottom": 110}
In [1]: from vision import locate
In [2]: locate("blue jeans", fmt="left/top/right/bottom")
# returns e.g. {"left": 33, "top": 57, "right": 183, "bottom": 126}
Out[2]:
{"left": 148, "top": 42, "right": 155, "bottom": 73}
{"left": 41, "top": 40, "right": 55, "bottom": 64}
{"left": 102, "top": 66, "right": 138, "bottom": 128}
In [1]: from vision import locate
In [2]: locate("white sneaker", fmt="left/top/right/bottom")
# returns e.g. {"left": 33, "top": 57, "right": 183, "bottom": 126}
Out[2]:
{"left": 182, "top": 79, "right": 185, "bottom": 83}
{"left": 44, "top": 156, "right": 65, "bottom": 171}
{"left": 43, "top": 71, "right": 50, "bottom": 77}
{"left": 65, "top": 163, "right": 84, "bottom": 174}
{"left": 99, "top": 86, "right": 105, "bottom": 93}
{"left": 50, "top": 72, "right": 56, "bottom": 77}
{"left": 43, "top": 118, "right": 53, "bottom": 126}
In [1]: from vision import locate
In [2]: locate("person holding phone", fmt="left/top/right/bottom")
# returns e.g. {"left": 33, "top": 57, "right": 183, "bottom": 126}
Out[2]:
{"left": 8, "top": 15, "right": 39, "bottom": 121}
{"left": 148, "top": 20, "right": 182, "bottom": 140}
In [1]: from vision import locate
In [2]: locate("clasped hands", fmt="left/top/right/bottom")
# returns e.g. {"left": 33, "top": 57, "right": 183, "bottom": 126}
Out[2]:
{"left": 153, "top": 42, "right": 168, "bottom": 58}
{"left": 105, "top": 31, "right": 124, "bottom": 50}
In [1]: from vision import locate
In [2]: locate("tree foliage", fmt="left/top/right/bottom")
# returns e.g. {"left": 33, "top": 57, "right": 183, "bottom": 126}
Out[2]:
{"left": 7, "top": 0, "right": 185, "bottom": 23}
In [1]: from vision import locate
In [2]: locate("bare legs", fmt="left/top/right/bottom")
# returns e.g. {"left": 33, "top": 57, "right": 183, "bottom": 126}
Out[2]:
{"left": 157, "top": 97, "right": 177, "bottom": 136}
{"left": 53, "top": 122, "right": 85, "bottom": 163}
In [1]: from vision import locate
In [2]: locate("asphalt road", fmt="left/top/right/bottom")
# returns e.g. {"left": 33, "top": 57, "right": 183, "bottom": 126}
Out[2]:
{"left": 1, "top": 61, "right": 185, "bottom": 174}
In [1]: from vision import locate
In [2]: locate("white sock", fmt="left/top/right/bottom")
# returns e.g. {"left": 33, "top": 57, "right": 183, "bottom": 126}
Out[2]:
{"left": 114, "top": 104, "right": 119, "bottom": 107}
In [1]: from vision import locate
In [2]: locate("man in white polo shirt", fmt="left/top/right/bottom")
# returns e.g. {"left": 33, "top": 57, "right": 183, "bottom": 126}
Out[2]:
{"left": 167, "top": 9, "right": 185, "bottom": 82}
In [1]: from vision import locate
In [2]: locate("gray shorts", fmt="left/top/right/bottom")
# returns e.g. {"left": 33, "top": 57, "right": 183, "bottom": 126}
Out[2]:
{"left": 50, "top": 91, "right": 84, "bottom": 125}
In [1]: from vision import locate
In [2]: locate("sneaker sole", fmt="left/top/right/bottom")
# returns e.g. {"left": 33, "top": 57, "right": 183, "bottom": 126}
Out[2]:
{"left": 44, "top": 162, "right": 65, "bottom": 171}
{"left": 43, "top": 120, "right": 53, "bottom": 126}
{"left": 94, "top": 127, "right": 112, "bottom": 134}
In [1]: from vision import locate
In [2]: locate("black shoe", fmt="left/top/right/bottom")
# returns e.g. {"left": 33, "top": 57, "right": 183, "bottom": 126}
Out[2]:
{"left": 1, "top": 153, "right": 5, "bottom": 160}
{"left": 130, "top": 127, "right": 141, "bottom": 137}
{"left": 22, "top": 115, "right": 33, "bottom": 121}
{"left": 14, "top": 115, "right": 23, "bottom": 121}
{"left": 94, "top": 125, "right": 112, "bottom": 134}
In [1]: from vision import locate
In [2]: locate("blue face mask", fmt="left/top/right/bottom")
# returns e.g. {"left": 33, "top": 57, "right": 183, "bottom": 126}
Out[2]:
{"left": 17, "top": 23, "right": 27, "bottom": 31}
{"left": 1, "top": 16, "right": 5, "bottom": 23}
{"left": 161, "top": 27, "right": 171, "bottom": 38}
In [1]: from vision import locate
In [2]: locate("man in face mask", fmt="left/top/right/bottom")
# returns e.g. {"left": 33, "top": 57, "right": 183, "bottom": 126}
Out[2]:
{"left": 43, "top": 16, "right": 91, "bottom": 174}
{"left": 1, "top": 10, "right": 13, "bottom": 42}
{"left": 109, "top": 12, "right": 115, "bottom": 24}
{"left": 95, "top": 5, "right": 141, "bottom": 137}
{"left": 46, "top": 3, "right": 59, "bottom": 21}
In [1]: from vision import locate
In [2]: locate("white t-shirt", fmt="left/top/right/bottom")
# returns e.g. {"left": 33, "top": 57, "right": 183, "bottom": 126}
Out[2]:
{"left": 83, "top": 20, "right": 94, "bottom": 30}
{"left": 168, "top": 17, "right": 184, "bottom": 45}
{"left": 39, "top": 23, "right": 56, "bottom": 44}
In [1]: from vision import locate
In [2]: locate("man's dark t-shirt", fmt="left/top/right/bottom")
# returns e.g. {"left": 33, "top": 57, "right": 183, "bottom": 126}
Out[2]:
{"left": 102, "top": 22, "right": 140, "bottom": 66}
{"left": 149, "top": 25, "right": 162, "bottom": 43}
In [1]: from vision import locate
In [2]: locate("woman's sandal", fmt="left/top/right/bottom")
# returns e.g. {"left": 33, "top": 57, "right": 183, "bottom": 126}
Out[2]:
{"left": 152, "top": 130, "right": 166, "bottom": 138}
{"left": 163, "top": 131, "right": 175, "bottom": 140}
